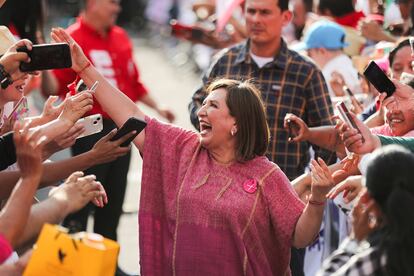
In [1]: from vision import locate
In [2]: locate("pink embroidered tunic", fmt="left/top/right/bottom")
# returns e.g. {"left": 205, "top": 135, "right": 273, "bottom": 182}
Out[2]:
{"left": 139, "top": 118, "right": 305, "bottom": 275}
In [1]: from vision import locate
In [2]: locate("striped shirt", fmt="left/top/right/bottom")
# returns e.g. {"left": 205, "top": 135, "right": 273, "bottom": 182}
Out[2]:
{"left": 197, "top": 39, "right": 336, "bottom": 180}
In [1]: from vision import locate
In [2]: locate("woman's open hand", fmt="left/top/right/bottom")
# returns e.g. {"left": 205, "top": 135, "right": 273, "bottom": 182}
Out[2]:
{"left": 51, "top": 28, "right": 90, "bottom": 73}
{"left": 309, "top": 157, "right": 335, "bottom": 202}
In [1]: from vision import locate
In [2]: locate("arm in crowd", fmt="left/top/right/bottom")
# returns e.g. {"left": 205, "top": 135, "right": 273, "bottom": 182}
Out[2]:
{"left": 292, "top": 161, "right": 360, "bottom": 202}
{"left": 16, "top": 171, "right": 106, "bottom": 249}
{"left": 51, "top": 28, "right": 148, "bottom": 152}
{"left": 0, "top": 129, "right": 132, "bottom": 199}
{"left": 284, "top": 113, "right": 345, "bottom": 155}
{"left": 0, "top": 123, "right": 45, "bottom": 248}
{"left": 293, "top": 158, "right": 335, "bottom": 248}
{"left": 303, "top": 68, "right": 337, "bottom": 164}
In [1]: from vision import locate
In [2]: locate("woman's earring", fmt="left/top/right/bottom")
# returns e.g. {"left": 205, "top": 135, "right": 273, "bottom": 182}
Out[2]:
{"left": 231, "top": 127, "right": 237, "bottom": 136}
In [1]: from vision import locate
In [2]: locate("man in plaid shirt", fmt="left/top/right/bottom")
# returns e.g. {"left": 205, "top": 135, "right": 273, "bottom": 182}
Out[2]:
{"left": 190, "top": 0, "right": 336, "bottom": 182}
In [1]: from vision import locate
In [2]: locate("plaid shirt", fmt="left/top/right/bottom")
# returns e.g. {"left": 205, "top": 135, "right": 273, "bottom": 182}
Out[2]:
{"left": 197, "top": 39, "right": 336, "bottom": 180}
{"left": 317, "top": 237, "right": 387, "bottom": 276}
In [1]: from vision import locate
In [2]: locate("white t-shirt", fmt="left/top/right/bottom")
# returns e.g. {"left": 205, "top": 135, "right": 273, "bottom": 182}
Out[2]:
{"left": 250, "top": 52, "right": 274, "bottom": 68}
{"left": 322, "top": 54, "right": 361, "bottom": 99}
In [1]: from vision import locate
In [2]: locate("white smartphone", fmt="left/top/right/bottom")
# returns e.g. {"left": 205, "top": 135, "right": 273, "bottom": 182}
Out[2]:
{"left": 76, "top": 114, "right": 103, "bottom": 139}
{"left": 333, "top": 191, "right": 356, "bottom": 215}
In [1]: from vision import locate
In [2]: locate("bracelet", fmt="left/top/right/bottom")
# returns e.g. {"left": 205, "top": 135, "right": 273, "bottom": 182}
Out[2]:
{"left": 308, "top": 199, "right": 326, "bottom": 206}
{"left": 74, "top": 61, "right": 91, "bottom": 75}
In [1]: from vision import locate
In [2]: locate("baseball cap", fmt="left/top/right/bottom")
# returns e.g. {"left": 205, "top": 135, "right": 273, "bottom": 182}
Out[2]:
{"left": 292, "top": 21, "right": 349, "bottom": 51}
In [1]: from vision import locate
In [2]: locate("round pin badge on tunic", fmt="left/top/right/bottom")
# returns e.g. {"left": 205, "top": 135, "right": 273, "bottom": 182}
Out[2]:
{"left": 243, "top": 178, "right": 258, "bottom": 194}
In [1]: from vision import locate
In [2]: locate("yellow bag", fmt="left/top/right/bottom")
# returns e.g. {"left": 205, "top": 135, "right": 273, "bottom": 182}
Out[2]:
{"left": 23, "top": 223, "right": 119, "bottom": 276}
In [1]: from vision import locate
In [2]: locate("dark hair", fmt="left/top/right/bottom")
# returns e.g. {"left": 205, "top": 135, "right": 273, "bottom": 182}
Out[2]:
{"left": 317, "top": 0, "right": 354, "bottom": 17}
{"left": 206, "top": 79, "right": 270, "bottom": 162}
{"left": 365, "top": 145, "right": 414, "bottom": 276}
{"left": 0, "top": 0, "right": 45, "bottom": 43}
{"left": 277, "top": 0, "right": 290, "bottom": 11}
{"left": 388, "top": 38, "right": 411, "bottom": 66}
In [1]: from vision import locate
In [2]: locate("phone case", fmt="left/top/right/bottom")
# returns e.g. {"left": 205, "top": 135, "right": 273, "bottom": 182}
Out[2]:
{"left": 110, "top": 117, "right": 147, "bottom": 147}
{"left": 76, "top": 114, "right": 103, "bottom": 139}
{"left": 363, "top": 61, "right": 396, "bottom": 97}
{"left": 17, "top": 43, "right": 72, "bottom": 72}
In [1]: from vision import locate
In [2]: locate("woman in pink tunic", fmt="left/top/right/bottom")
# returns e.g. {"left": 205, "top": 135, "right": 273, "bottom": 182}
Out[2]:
{"left": 53, "top": 28, "right": 335, "bottom": 276}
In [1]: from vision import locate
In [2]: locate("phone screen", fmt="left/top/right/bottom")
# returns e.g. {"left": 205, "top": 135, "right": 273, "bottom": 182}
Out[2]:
{"left": 18, "top": 43, "right": 72, "bottom": 72}
{"left": 363, "top": 61, "right": 396, "bottom": 97}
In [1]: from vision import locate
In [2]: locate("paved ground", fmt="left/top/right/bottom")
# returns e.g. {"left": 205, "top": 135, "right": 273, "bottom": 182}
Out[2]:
{"left": 116, "top": 36, "right": 201, "bottom": 274}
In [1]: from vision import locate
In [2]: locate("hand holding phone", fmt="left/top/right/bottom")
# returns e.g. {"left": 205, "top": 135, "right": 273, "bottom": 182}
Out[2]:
{"left": 17, "top": 43, "right": 72, "bottom": 72}
{"left": 110, "top": 117, "right": 147, "bottom": 147}
{"left": 336, "top": 101, "right": 365, "bottom": 143}
{"left": 76, "top": 114, "right": 103, "bottom": 139}
{"left": 363, "top": 61, "right": 396, "bottom": 97}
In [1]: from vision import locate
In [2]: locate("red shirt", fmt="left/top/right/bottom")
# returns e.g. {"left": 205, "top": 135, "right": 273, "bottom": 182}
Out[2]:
{"left": 335, "top": 11, "right": 365, "bottom": 29}
{"left": 53, "top": 17, "right": 148, "bottom": 118}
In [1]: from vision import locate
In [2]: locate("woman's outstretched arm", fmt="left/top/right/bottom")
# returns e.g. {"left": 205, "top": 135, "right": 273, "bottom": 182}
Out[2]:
{"left": 51, "top": 28, "right": 147, "bottom": 152}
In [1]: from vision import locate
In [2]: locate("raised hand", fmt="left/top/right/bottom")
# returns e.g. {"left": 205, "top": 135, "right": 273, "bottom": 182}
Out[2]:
{"left": 87, "top": 129, "right": 135, "bottom": 165}
{"left": 50, "top": 28, "right": 90, "bottom": 73}
{"left": 309, "top": 157, "right": 335, "bottom": 202}
{"left": 14, "top": 121, "right": 47, "bottom": 179}
{"left": 327, "top": 175, "right": 363, "bottom": 203}
{"left": 58, "top": 92, "right": 93, "bottom": 125}
{"left": 284, "top": 113, "right": 309, "bottom": 142}
{"left": 49, "top": 171, "right": 108, "bottom": 213}
{"left": 40, "top": 95, "right": 65, "bottom": 123}
{"left": 337, "top": 112, "right": 380, "bottom": 154}
{"left": 0, "top": 39, "right": 33, "bottom": 82}
{"left": 42, "top": 123, "right": 85, "bottom": 158}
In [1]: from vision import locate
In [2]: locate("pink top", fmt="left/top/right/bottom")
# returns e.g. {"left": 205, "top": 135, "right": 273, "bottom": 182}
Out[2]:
{"left": 139, "top": 118, "right": 305, "bottom": 275}
{"left": 370, "top": 125, "right": 414, "bottom": 137}
{"left": 0, "top": 233, "right": 12, "bottom": 264}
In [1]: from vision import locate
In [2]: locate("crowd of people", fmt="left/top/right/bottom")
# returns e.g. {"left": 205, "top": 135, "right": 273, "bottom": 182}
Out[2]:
{"left": 0, "top": 0, "right": 413, "bottom": 275}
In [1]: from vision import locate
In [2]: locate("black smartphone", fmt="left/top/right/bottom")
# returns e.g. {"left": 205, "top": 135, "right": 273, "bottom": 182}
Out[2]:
{"left": 110, "top": 117, "right": 147, "bottom": 147}
{"left": 17, "top": 43, "right": 72, "bottom": 72}
{"left": 363, "top": 60, "right": 396, "bottom": 97}
{"left": 286, "top": 119, "right": 294, "bottom": 141}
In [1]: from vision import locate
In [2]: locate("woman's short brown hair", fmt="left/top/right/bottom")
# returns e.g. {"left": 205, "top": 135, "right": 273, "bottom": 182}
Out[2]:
{"left": 206, "top": 79, "right": 270, "bottom": 162}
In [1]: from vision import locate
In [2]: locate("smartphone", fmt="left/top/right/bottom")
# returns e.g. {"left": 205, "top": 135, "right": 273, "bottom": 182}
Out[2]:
{"left": 7, "top": 96, "right": 26, "bottom": 121}
{"left": 333, "top": 191, "right": 356, "bottom": 215}
{"left": 169, "top": 20, "right": 205, "bottom": 40}
{"left": 17, "top": 43, "right": 72, "bottom": 72}
{"left": 110, "top": 117, "right": 147, "bottom": 147}
{"left": 342, "top": 86, "right": 355, "bottom": 97}
{"left": 286, "top": 119, "right": 294, "bottom": 141}
{"left": 363, "top": 61, "right": 396, "bottom": 97}
{"left": 336, "top": 101, "right": 365, "bottom": 142}
{"left": 76, "top": 114, "right": 103, "bottom": 139}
